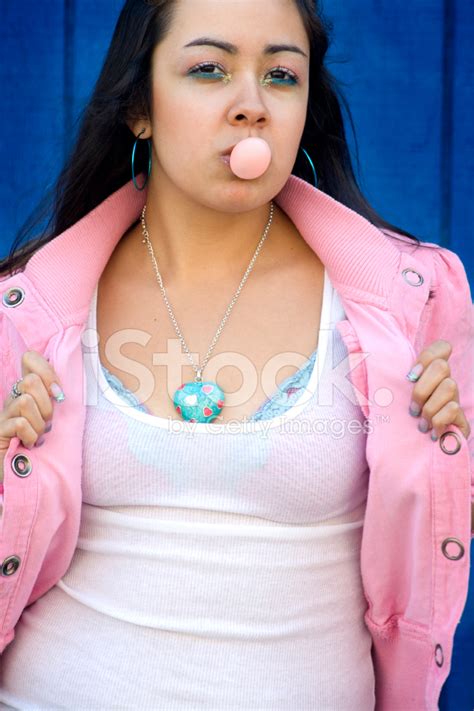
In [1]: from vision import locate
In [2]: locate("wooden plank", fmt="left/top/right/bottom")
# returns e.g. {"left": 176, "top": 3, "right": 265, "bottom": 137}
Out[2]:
{"left": 450, "top": 0, "right": 474, "bottom": 283}
{"left": 0, "top": 0, "right": 65, "bottom": 255}
{"left": 323, "top": 1, "right": 445, "bottom": 245}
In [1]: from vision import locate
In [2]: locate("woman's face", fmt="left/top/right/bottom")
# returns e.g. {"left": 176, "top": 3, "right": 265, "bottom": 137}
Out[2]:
{"left": 146, "top": 0, "right": 310, "bottom": 212}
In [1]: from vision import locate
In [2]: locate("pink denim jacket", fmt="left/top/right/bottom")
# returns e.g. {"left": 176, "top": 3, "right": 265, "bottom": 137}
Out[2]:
{"left": 0, "top": 174, "right": 473, "bottom": 709}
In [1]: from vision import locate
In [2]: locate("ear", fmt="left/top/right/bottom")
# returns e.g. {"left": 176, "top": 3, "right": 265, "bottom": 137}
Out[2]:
{"left": 127, "top": 119, "right": 152, "bottom": 140}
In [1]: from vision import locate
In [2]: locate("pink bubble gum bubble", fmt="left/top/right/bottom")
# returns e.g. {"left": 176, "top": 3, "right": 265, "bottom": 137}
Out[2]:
{"left": 229, "top": 137, "right": 272, "bottom": 180}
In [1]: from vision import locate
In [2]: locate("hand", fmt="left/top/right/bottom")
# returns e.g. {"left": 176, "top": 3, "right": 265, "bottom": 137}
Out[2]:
{"left": 406, "top": 339, "right": 471, "bottom": 441}
{"left": 0, "top": 351, "right": 65, "bottom": 483}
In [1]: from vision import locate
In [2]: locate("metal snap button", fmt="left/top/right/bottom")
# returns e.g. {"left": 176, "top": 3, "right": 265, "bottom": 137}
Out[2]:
{"left": 1, "top": 555, "right": 21, "bottom": 576}
{"left": 11, "top": 454, "right": 32, "bottom": 478}
{"left": 439, "top": 431, "right": 462, "bottom": 455}
{"left": 401, "top": 269, "right": 424, "bottom": 287}
{"left": 441, "top": 537, "right": 465, "bottom": 561}
{"left": 435, "top": 644, "right": 444, "bottom": 667}
{"left": 2, "top": 287, "right": 25, "bottom": 308}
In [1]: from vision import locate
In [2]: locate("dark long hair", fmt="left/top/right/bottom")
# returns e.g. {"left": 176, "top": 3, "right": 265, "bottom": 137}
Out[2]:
{"left": 0, "top": 0, "right": 439, "bottom": 278}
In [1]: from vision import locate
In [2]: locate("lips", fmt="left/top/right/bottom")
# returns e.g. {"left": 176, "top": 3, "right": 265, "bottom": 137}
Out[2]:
{"left": 221, "top": 145, "right": 237, "bottom": 157}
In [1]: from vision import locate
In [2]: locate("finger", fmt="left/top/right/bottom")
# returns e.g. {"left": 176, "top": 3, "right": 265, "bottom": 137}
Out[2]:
{"left": 409, "top": 358, "right": 453, "bottom": 414}
{"left": 0, "top": 415, "right": 39, "bottom": 452}
{"left": 414, "top": 377, "right": 458, "bottom": 432}
{"left": 4, "top": 372, "right": 55, "bottom": 426}
{"left": 406, "top": 339, "right": 452, "bottom": 382}
{"left": 20, "top": 350, "right": 65, "bottom": 402}
{"left": 430, "top": 401, "right": 471, "bottom": 441}
{"left": 3, "top": 389, "right": 47, "bottom": 441}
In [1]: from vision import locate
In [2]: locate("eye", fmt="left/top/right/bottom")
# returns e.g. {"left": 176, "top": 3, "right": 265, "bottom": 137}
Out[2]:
{"left": 187, "top": 62, "right": 299, "bottom": 85}
{"left": 267, "top": 66, "right": 299, "bottom": 85}
{"left": 187, "top": 61, "right": 226, "bottom": 80}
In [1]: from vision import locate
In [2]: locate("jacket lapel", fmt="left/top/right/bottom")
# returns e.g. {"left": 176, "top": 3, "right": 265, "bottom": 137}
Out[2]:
{"left": 22, "top": 174, "right": 405, "bottom": 327}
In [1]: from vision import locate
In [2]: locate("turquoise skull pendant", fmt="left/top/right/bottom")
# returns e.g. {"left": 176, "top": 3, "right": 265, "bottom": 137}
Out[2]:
{"left": 173, "top": 381, "right": 225, "bottom": 423}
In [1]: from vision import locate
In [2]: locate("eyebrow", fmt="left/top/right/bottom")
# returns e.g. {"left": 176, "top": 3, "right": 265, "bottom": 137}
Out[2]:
{"left": 183, "top": 36, "right": 308, "bottom": 59}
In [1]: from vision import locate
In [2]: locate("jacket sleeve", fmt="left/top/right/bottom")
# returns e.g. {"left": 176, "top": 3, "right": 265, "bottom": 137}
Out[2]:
{"left": 0, "top": 301, "right": 17, "bottom": 649}
{"left": 422, "top": 247, "right": 474, "bottom": 499}
{"left": 0, "top": 308, "right": 13, "bottom": 514}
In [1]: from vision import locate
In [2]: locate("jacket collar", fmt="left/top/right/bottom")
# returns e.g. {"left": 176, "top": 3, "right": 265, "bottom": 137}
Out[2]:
{"left": 24, "top": 173, "right": 401, "bottom": 325}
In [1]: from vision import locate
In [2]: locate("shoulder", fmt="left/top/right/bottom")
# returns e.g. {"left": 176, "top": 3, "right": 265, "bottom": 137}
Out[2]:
{"left": 374, "top": 229, "right": 472, "bottom": 362}
{"left": 380, "top": 227, "right": 471, "bottom": 297}
{"left": 403, "top": 236, "right": 474, "bottom": 388}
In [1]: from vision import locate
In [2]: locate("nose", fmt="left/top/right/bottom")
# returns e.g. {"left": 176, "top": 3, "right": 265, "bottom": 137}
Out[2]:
{"left": 227, "top": 73, "right": 270, "bottom": 128}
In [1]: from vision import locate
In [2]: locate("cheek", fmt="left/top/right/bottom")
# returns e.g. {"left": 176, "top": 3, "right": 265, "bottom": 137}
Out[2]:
{"left": 152, "top": 89, "right": 218, "bottom": 148}
{"left": 275, "top": 110, "right": 307, "bottom": 156}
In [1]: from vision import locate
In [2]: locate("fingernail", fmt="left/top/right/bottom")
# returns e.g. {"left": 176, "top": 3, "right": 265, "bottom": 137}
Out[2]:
{"left": 431, "top": 431, "right": 439, "bottom": 441}
{"left": 418, "top": 418, "right": 429, "bottom": 433}
{"left": 51, "top": 383, "right": 65, "bottom": 402}
{"left": 409, "top": 401, "right": 422, "bottom": 417}
{"left": 406, "top": 363, "right": 424, "bottom": 382}
{"left": 45, "top": 421, "right": 53, "bottom": 433}
{"left": 35, "top": 436, "right": 45, "bottom": 447}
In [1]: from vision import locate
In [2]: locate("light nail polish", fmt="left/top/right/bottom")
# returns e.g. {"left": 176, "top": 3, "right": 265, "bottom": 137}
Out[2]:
{"left": 51, "top": 383, "right": 65, "bottom": 402}
{"left": 406, "top": 363, "right": 424, "bottom": 382}
{"left": 418, "top": 418, "right": 429, "bottom": 433}
{"left": 409, "top": 401, "right": 421, "bottom": 417}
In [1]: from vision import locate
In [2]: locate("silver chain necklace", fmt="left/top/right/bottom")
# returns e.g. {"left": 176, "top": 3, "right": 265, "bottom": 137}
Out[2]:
{"left": 140, "top": 200, "right": 275, "bottom": 423}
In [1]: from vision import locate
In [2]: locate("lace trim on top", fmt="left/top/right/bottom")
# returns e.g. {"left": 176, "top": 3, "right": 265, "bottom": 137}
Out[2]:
{"left": 100, "top": 347, "right": 317, "bottom": 422}
{"left": 101, "top": 367, "right": 150, "bottom": 414}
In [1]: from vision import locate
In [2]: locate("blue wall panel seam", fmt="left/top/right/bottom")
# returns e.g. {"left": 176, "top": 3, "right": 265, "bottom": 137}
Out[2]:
{"left": 440, "top": 0, "right": 455, "bottom": 249}
{"left": 64, "top": 0, "right": 76, "bottom": 160}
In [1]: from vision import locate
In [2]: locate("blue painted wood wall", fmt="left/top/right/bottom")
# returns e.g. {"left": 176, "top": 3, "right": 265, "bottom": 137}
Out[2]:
{"left": 1, "top": 1, "right": 473, "bottom": 288}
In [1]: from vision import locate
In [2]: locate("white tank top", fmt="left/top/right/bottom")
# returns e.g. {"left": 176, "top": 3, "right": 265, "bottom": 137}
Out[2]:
{"left": 0, "top": 269, "right": 375, "bottom": 710}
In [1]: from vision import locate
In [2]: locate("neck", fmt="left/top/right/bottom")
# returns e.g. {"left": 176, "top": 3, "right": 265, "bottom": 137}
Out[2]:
{"left": 135, "top": 175, "right": 279, "bottom": 287}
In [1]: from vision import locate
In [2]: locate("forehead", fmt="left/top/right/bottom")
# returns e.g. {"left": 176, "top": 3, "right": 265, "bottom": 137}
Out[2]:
{"left": 166, "top": 0, "right": 309, "bottom": 53}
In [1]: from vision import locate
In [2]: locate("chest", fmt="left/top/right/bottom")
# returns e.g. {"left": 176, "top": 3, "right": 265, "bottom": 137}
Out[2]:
{"left": 96, "top": 252, "right": 326, "bottom": 424}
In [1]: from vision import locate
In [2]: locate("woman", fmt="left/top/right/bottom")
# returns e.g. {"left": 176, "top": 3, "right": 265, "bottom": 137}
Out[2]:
{"left": 0, "top": 0, "right": 472, "bottom": 708}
